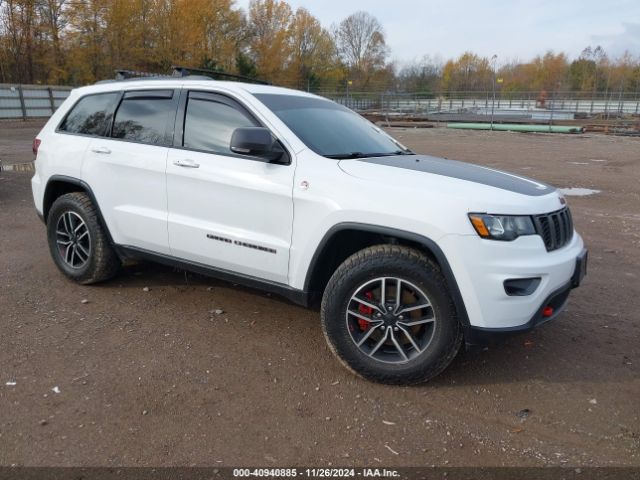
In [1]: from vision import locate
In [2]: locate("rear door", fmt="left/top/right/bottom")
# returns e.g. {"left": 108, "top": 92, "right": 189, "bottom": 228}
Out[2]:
{"left": 82, "top": 89, "right": 178, "bottom": 254}
{"left": 166, "top": 90, "right": 294, "bottom": 284}
{"left": 52, "top": 92, "right": 120, "bottom": 184}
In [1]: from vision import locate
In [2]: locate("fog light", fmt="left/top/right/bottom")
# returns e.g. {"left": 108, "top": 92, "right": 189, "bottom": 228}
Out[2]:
{"left": 504, "top": 277, "right": 541, "bottom": 296}
{"left": 542, "top": 306, "right": 554, "bottom": 318}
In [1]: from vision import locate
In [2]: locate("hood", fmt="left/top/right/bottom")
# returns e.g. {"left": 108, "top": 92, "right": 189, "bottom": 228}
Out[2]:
{"left": 348, "top": 154, "right": 555, "bottom": 197}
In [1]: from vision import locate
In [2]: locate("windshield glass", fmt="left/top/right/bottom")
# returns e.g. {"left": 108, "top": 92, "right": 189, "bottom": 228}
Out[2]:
{"left": 254, "top": 93, "right": 410, "bottom": 159}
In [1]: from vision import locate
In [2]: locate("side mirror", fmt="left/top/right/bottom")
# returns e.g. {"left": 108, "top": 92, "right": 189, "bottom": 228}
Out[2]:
{"left": 230, "top": 127, "right": 284, "bottom": 163}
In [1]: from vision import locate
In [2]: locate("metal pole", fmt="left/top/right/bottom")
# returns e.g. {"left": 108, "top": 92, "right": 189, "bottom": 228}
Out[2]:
{"left": 48, "top": 87, "right": 56, "bottom": 114}
{"left": 549, "top": 82, "right": 560, "bottom": 132}
{"left": 17, "top": 85, "right": 27, "bottom": 121}
{"left": 490, "top": 55, "right": 497, "bottom": 130}
{"left": 549, "top": 89, "right": 555, "bottom": 132}
{"left": 346, "top": 81, "right": 349, "bottom": 108}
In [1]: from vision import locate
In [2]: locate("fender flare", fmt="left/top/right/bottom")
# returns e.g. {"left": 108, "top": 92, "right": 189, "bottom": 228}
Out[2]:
{"left": 303, "top": 222, "right": 470, "bottom": 327}
{"left": 43, "top": 175, "right": 115, "bottom": 245}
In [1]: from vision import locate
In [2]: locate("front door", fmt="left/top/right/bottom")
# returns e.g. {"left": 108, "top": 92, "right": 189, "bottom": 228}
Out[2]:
{"left": 166, "top": 90, "right": 294, "bottom": 284}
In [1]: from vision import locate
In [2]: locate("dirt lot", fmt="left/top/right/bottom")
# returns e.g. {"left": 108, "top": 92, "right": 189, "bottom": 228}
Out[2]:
{"left": 1, "top": 122, "right": 639, "bottom": 467}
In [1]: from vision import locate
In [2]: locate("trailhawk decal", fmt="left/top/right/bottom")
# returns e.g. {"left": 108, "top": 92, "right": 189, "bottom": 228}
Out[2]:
{"left": 357, "top": 155, "right": 554, "bottom": 197}
{"left": 206, "top": 234, "right": 277, "bottom": 254}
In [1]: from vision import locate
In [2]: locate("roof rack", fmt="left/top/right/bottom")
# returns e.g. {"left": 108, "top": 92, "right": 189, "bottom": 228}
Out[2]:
{"left": 115, "top": 69, "right": 163, "bottom": 80}
{"left": 171, "top": 66, "right": 270, "bottom": 85}
{"left": 95, "top": 67, "right": 270, "bottom": 85}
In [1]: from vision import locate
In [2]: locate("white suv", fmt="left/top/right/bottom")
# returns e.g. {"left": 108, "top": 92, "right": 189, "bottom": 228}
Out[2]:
{"left": 31, "top": 76, "right": 587, "bottom": 384}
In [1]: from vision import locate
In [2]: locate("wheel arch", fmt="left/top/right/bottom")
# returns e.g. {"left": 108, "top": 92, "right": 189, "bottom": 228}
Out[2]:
{"left": 303, "top": 223, "right": 470, "bottom": 326}
{"left": 43, "top": 175, "right": 114, "bottom": 245}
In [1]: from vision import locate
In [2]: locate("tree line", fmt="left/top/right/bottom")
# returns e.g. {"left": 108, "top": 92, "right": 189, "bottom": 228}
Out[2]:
{"left": 1, "top": 0, "right": 639, "bottom": 96}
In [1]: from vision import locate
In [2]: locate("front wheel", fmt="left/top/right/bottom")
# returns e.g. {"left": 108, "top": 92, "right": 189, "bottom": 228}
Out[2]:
{"left": 321, "top": 245, "right": 462, "bottom": 385}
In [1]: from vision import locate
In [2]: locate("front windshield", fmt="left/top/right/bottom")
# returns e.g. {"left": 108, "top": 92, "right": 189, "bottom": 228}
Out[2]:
{"left": 254, "top": 93, "right": 411, "bottom": 159}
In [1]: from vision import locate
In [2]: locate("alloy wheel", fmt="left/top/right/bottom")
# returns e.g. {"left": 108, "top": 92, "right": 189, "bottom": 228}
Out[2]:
{"left": 346, "top": 277, "right": 437, "bottom": 364}
{"left": 55, "top": 211, "right": 91, "bottom": 269}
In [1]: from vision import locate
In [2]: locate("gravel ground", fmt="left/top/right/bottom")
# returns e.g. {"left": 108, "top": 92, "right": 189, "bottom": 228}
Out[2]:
{"left": 0, "top": 122, "right": 639, "bottom": 467}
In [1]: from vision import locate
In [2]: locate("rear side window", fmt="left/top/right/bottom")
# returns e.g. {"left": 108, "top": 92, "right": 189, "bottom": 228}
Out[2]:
{"left": 112, "top": 90, "right": 176, "bottom": 146}
{"left": 183, "top": 96, "right": 257, "bottom": 154}
{"left": 59, "top": 93, "right": 119, "bottom": 136}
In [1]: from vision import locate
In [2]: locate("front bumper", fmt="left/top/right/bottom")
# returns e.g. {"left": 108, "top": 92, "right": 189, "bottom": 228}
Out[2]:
{"left": 439, "top": 231, "right": 586, "bottom": 333}
{"left": 464, "top": 248, "right": 587, "bottom": 346}
{"left": 464, "top": 277, "right": 572, "bottom": 346}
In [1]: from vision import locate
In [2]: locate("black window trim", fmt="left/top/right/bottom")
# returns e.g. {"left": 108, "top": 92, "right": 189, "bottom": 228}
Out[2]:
{"left": 55, "top": 87, "right": 291, "bottom": 164}
{"left": 123, "top": 89, "right": 174, "bottom": 100}
{"left": 108, "top": 88, "right": 179, "bottom": 147}
{"left": 55, "top": 90, "right": 123, "bottom": 138}
{"left": 173, "top": 89, "right": 291, "bottom": 165}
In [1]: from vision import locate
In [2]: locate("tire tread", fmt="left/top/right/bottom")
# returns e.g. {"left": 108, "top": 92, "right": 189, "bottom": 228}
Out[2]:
{"left": 47, "top": 192, "right": 120, "bottom": 284}
{"left": 320, "top": 244, "right": 462, "bottom": 385}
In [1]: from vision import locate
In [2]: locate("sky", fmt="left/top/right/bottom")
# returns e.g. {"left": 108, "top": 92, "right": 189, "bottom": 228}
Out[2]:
{"left": 235, "top": 0, "right": 640, "bottom": 66}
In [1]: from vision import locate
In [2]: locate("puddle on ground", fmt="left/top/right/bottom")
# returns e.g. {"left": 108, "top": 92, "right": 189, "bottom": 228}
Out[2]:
{"left": 560, "top": 187, "right": 601, "bottom": 196}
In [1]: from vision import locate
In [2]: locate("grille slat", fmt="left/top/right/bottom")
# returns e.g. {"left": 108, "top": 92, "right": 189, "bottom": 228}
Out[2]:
{"left": 548, "top": 214, "right": 557, "bottom": 250}
{"left": 555, "top": 213, "right": 565, "bottom": 247}
{"left": 533, "top": 207, "right": 573, "bottom": 251}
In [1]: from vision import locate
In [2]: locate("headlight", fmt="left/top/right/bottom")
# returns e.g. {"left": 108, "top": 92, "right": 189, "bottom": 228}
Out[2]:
{"left": 468, "top": 213, "right": 536, "bottom": 241}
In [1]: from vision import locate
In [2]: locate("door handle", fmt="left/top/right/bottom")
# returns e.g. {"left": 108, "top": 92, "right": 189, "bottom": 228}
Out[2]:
{"left": 91, "top": 146, "right": 111, "bottom": 154}
{"left": 173, "top": 159, "right": 200, "bottom": 168}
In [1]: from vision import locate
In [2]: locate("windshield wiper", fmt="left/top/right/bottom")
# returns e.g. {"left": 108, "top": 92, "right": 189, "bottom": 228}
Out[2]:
{"left": 325, "top": 152, "right": 367, "bottom": 159}
{"left": 325, "top": 150, "right": 415, "bottom": 160}
{"left": 393, "top": 149, "right": 415, "bottom": 155}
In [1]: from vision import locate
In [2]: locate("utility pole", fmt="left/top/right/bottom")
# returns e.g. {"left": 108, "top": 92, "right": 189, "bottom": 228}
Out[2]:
{"left": 490, "top": 55, "right": 498, "bottom": 130}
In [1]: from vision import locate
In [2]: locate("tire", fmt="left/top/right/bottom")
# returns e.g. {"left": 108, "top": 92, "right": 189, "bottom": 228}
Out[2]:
{"left": 321, "top": 245, "right": 462, "bottom": 385}
{"left": 46, "top": 192, "right": 120, "bottom": 284}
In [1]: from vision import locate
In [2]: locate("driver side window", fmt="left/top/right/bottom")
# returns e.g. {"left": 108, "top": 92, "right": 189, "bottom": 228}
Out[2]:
{"left": 183, "top": 95, "right": 257, "bottom": 155}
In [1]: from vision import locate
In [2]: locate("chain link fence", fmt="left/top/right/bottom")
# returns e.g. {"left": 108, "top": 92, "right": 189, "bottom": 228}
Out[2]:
{"left": 319, "top": 90, "right": 640, "bottom": 118}
{"left": 2, "top": 84, "right": 639, "bottom": 123}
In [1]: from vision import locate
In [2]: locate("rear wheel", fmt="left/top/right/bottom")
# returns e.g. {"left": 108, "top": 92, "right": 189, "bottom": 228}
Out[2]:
{"left": 47, "top": 192, "right": 120, "bottom": 284}
{"left": 321, "top": 245, "right": 462, "bottom": 384}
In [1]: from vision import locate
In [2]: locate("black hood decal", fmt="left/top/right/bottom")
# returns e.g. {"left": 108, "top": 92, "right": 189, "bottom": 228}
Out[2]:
{"left": 357, "top": 155, "right": 554, "bottom": 196}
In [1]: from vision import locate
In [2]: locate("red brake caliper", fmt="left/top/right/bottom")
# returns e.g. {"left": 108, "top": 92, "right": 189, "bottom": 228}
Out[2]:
{"left": 358, "top": 291, "right": 374, "bottom": 331}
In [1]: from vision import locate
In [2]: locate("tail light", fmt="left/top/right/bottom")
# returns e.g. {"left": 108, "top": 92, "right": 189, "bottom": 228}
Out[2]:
{"left": 32, "top": 138, "right": 41, "bottom": 156}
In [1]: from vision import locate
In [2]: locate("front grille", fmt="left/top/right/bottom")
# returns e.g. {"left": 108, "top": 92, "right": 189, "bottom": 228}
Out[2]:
{"left": 532, "top": 207, "right": 573, "bottom": 251}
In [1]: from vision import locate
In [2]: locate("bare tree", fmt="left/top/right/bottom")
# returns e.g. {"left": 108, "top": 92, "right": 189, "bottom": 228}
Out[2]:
{"left": 397, "top": 55, "right": 443, "bottom": 93}
{"left": 334, "top": 11, "right": 388, "bottom": 87}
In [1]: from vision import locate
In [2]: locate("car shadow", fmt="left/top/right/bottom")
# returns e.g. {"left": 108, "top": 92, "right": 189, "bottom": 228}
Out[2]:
{"left": 108, "top": 261, "right": 635, "bottom": 388}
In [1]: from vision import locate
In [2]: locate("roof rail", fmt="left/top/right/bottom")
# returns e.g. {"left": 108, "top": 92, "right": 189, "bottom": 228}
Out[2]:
{"left": 171, "top": 66, "right": 270, "bottom": 85}
{"left": 95, "top": 67, "right": 270, "bottom": 86}
{"left": 115, "top": 69, "right": 166, "bottom": 80}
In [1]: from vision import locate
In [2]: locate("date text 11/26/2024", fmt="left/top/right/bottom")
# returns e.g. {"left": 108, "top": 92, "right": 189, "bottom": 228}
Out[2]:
{"left": 232, "top": 468, "right": 400, "bottom": 478}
